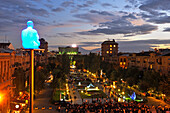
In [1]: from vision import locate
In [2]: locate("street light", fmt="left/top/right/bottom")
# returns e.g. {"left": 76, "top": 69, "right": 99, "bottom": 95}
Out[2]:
{"left": 0, "top": 94, "right": 2, "bottom": 102}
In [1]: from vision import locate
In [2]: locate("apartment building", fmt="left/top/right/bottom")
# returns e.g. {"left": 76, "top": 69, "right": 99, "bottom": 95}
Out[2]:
{"left": 118, "top": 50, "right": 170, "bottom": 76}
{"left": 101, "top": 39, "right": 118, "bottom": 64}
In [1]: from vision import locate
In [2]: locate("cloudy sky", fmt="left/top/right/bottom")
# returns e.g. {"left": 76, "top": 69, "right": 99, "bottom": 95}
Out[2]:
{"left": 0, "top": 0, "right": 170, "bottom": 53}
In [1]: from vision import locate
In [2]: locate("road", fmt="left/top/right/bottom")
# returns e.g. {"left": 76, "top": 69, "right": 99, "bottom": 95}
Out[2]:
{"left": 33, "top": 86, "right": 58, "bottom": 113}
{"left": 69, "top": 83, "right": 82, "bottom": 104}
{"left": 147, "top": 97, "right": 170, "bottom": 107}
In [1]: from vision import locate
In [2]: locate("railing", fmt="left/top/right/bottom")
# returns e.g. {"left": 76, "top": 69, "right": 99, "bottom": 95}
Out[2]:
{"left": 0, "top": 79, "right": 11, "bottom": 90}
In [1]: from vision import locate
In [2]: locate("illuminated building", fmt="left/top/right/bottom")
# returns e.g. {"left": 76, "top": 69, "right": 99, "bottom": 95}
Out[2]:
{"left": 39, "top": 38, "right": 48, "bottom": 63}
{"left": 58, "top": 46, "right": 81, "bottom": 70}
{"left": 0, "top": 51, "right": 15, "bottom": 113}
{"left": 58, "top": 46, "right": 79, "bottom": 55}
{"left": 118, "top": 54, "right": 129, "bottom": 69}
{"left": 118, "top": 49, "right": 170, "bottom": 76}
{"left": 101, "top": 39, "right": 118, "bottom": 64}
{"left": 0, "top": 42, "right": 47, "bottom": 112}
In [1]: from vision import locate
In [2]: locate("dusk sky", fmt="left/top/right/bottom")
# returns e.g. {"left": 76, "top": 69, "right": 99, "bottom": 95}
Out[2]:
{"left": 0, "top": 0, "right": 170, "bottom": 53}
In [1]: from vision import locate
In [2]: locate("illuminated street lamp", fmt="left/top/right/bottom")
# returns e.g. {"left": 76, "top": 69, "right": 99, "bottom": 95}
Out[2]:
{"left": 15, "top": 105, "right": 20, "bottom": 109}
{"left": 0, "top": 94, "right": 2, "bottom": 102}
{"left": 72, "top": 44, "right": 77, "bottom": 48}
{"left": 122, "top": 91, "right": 125, "bottom": 95}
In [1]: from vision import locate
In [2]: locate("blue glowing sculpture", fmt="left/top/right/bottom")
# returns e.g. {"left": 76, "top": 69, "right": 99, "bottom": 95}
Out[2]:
{"left": 129, "top": 92, "right": 136, "bottom": 100}
{"left": 21, "top": 20, "right": 40, "bottom": 49}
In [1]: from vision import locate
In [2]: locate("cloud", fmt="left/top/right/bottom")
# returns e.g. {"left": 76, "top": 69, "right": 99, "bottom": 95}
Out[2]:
{"left": 70, "top": 0, "right": 98, "bottom": 13}
{"left": 90, "top": 10, "right": 114, "bottom": 16}
{"left": 61, "top": 1, "right": 74, "bottom": 7}
{"left": 163, "top": 28, "right": 170, "bottom": 32}
{"left": 73, "top": 13, "right": 114, "bottom": 23}
{"left": 118, "top": 39, "right": 170, "bottom": 52}
{"left": 84, "top": 18, "right": 157, "bottom": 36}
{"left": 77, "top": 4, "right": 89, "bottom": 8}
{"left": 52, "top": 7, "right": 65, "bottom": 12}
{"left": 101, "top": 3, "right": 112, "bottom": 7}
{"left": 126, "top": 0, "right": 138, "bottom": 5}
{"left": 148, "top": 16, "right": 170, "bottom": 24}
{"left": 80, "top": 41, "right": 102, "bottom": 46}
{"left": 124, "top": 5, "right": 132, "bottom": 9}
{"left": 101, "top": 3, "right": 117, "bottom": 8}
{"left": 122, "top": 13, "right": 137, "bottom": 19}
{"left": 76, "top": 31, "right": 102, "bottom": 35}
{"left": 27, "top": 7, "right": 49, "bottom": 17}
{"left": 139, "top": 0, "right": 170, "bottom": 11}
{"left": 46, "top": 33, "right": 78, "bottom": 39}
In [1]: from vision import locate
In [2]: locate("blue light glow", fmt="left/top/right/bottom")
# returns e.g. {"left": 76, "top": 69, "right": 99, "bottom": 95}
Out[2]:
{"left": 21, "top": 20, "right": 40, "bottom": 49}
{"left": 129, "top": 92, "right": 136, "bottom": 100}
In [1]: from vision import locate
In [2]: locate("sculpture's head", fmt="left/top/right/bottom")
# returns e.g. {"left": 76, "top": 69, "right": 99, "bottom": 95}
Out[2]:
{"left": 27, "top": 20, "right": 34, "bottom": 28}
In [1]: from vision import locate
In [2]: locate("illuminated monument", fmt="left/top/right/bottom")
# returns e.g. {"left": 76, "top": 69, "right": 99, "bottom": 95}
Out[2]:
{"left": 21, "top": 20, "right": 43, "bottom": 113}
{"left": 129, "top": 92, "right": 136, "bottom": 100}
{"left": 21, "top": 20, "right": 40, "bottom": 49}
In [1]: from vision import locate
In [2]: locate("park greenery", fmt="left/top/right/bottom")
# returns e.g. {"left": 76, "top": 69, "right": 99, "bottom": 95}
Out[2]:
{"left": 49, "top": 52, "right": 169, "bottom": 102}
{"left": 72, "top": 53, "right": 170, "bottom": 98}
{"left": 13, "top": 62, "right": 49, "bottom": 95}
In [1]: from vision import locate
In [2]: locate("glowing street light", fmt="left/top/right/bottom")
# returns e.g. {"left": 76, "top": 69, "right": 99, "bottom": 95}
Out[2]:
{"left": 72, "top": 44, "right": 77, "bottom": 48}
{"left": 0, "top": 94, "right": 2, "bottom": 102}
{"left": 15, "top": 105, "right": 20, "bottom": 109}
{"left": 122, "top": 91, "right": 125, "bottom": 95}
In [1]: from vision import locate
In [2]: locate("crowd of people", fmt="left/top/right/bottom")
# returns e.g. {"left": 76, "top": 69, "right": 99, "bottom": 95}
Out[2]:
{"left": 57, "top": 100, "right": 170, "bottom": 113}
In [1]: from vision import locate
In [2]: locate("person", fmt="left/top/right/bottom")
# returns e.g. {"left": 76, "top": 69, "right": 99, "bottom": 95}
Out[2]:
{"left": 21, "top": 20, "right": 40, "bottom": 49}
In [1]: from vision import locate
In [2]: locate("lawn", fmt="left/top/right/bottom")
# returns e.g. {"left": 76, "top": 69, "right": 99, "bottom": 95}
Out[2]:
{"left": 79, "top": 90, "right": 107, "bottom": 99}
{"left": 52, "top": 90, "right": 65, "bottom": 101}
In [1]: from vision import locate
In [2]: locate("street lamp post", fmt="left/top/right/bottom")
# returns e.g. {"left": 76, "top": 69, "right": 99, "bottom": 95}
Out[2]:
{"left": 30, "top": 49, "right": 34, "bottom": 113}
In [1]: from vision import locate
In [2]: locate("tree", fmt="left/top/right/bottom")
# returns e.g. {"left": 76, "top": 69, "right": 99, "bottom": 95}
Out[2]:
{"left": 34, "top": 70, "right": 46, "bottom": 92}
{"left": 159, "top": 74, "right": 170, "bottom": 96}
{"left": 61, "top": 54, "right": 70, "bottom": 74}
{"left": 51, "top": 68, "right": 66, "bottom": 89}
{"left": 138, "top": 70, "right": 161, "bottom": 92}
{"left": 125, "top": 67, "right": 140, "bottom": 86}
{"left": 13, "top": 68, "right": 25, "bottom": 94}
{"left": 82, "top": 53, "right": 100, "bottom": 73}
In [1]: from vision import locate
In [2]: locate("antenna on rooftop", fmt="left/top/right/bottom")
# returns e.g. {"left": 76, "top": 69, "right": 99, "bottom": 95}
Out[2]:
{"left": 5, "top": 34, "right": 7, "bottom": 42}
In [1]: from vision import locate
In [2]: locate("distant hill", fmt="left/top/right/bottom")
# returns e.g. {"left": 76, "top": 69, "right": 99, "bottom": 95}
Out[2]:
{"left": 79, "top": 47, "right": 101, "bottom": 55}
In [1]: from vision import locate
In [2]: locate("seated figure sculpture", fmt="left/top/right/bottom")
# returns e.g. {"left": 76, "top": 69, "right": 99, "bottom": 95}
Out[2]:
{"left": 21, "top": 20, "right": 40, "bottom": 49}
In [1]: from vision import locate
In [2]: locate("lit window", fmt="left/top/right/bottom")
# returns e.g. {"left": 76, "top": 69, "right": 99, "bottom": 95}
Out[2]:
{"left": 120, "top": 62, "right": 122, "bottom": 65}
{"left": 123, "top": 62, "right": 126, "bottom": 65}
{"left": 110, "top": 48, "right": 112, "bottom": 50}
{"left": 110, "top": 51, "right": 112, "bottom": 53}
{"left": 110, "top": 45, "right": 112, "bottom": 47}
{"left": 107, "top": 51, "right": 109, "bottom": 53}
{"left": 113, "top": 45, "right": 116, "bottom": 47}
{"left": 150, "top": 65, "right": 152, "bottom": 69}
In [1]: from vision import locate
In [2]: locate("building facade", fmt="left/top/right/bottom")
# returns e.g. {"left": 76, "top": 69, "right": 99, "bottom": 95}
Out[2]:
{"left": 39, "top": 38, "right": 48, "bottom": 63}
{"left": 0, "top": 52, "right": 15, "bottom": 113}
{"left": 58, "top": 46, "right": 79, "bottom": 55}
{"left": 0, "top": 41, "right": 48, "bottom": 112}
{"left": 101, "top": 39, "right": 118, "bottom": 64}
{"left": 118, "top": 50, "right": 170, "bottom": 76}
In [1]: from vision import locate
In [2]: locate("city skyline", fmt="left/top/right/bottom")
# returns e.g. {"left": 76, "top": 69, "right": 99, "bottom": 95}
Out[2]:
{"left": 0, "top": 0, "right": 170, "bottom": 53}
